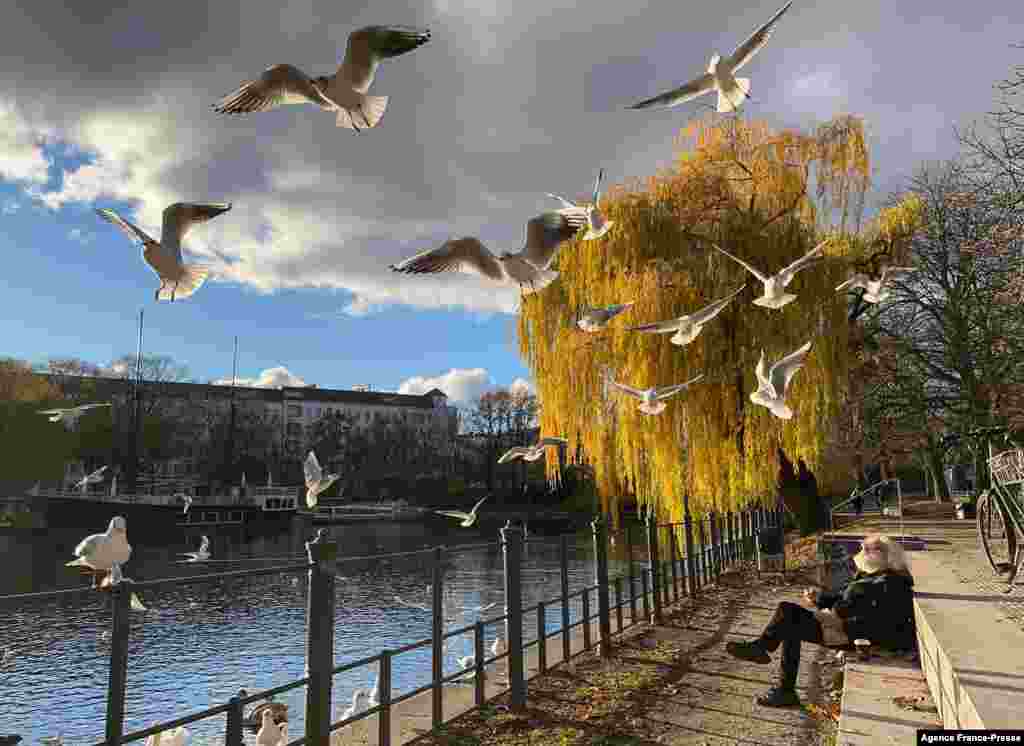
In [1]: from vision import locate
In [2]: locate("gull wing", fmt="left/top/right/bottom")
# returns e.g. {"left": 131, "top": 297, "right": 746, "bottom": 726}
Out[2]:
{"left": 754, "top": 350, "right": 771, "bottom": 390}
{"left": 627, "top": 73, "right": 715, "bottom": 110}
{"left": 769, "top": 340, "right": 813, "bottom": 398}
{"left": 162, "top": 203, "right": 232, "bottom": 263}
{"left": 726, "top": 1, "right": 794, "bottom": 73}
{"left": 336, "top": 25, "right": 431, "bottom": 94}
{"left": 628, "top": 317, "right": 681, "bottom": 334}
{"left": 95, "top": 208, "right": 157, "bottom": 246}
{"left": 592, "top": 168, "right": 605, "bottom": 205}
{"left": 390, "top": 237, "right": 506, "bottom": 282}
{"left": 655, "top": 373, "right": 705, "bottom": 400}
{"left": 777, "top": 240, "right": 827, "bottom": 287}
{"left": 213, "top": 64, "right": 337, "bottom": 114}
{"left": 78, "top": 402, "right": 113, "bottom": 411}
{"left": 522, "top": 211, "right": 588, "bottom": 270}
{"left": 546, "top": 193, "right": 578, "bottom": 210}
{"left": 835, "top": 273, "right": 871, "bottom": 292}
{"left": 537, "top": 437, "right": 569, "bottom": 448}
{"left": 609, "top": 379, "right": 646, "bottom": 399}
{"left": 470, "top": 496, "right": 489, "bottom": 514}
{"left": 689, "top": 284, "right": 747, "bottom": 325}
{"left": 304, "top": 451, "right": 323, "bottom": 487}
{"left": 37, "top": 408, "right": 67, "bottom": 415}
{"left": 711, "top": 244, "right": 768, "bottom": 283}
{"left": 436, "top": 509, "right": 471, "bottom": 520}
{"left": 498, "top": 447, "right": 530, "bottom": 464}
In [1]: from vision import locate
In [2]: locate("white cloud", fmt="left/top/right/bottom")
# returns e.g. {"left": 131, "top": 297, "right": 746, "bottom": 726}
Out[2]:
{"left": 212, "top": 365, "right": 308, "bottom": 388}
{"left": 0, "top": 101, "right": 52, "bottom": 186}
{"left": 397, "top": 368, "right": 535, "bottom": 404}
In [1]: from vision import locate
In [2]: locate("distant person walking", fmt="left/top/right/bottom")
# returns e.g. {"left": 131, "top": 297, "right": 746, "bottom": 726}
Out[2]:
{"left": 852, "top": 489, "right": 864, "bottom": 515}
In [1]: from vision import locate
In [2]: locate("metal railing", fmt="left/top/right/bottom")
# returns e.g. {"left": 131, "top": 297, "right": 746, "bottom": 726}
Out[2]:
{"left": 830, "top": 479, "right": 902, "bottom": 532}
{"left": 1, "top": 503, "right": 786, "bottom": 746}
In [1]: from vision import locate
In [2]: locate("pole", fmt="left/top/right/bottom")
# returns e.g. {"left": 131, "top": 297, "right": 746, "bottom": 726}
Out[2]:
{"left": 304, "top": 529, "right": 337, "bottom": 746}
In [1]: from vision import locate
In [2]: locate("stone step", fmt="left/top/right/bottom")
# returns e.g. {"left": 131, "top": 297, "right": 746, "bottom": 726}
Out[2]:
{"left": 837, "top": 659, "right": 942, "bottom": 745}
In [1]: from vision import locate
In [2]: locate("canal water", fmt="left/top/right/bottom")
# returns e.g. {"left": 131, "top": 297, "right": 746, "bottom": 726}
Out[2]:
{"left": 0, "top": 516, "right": 638, "bottom": 744}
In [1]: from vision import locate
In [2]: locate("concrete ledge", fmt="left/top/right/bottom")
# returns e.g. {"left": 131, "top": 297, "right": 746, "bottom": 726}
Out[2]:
{"left": 837, "top": 659, "right": 941, "bottom": 746}
{"left": 910, "top": 550, "right": 1024, "bottom": 729}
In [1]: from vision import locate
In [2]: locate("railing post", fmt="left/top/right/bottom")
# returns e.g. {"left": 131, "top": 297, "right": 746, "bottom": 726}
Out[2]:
{"left": 431, "top": 546, "right": 445, "bottom": 726}
{"left": 592, "top": 517, "right": 613, "bottom": 657}
{"left": 669, "top": 525, "right": 679, "bottom": 602}
{"left": 559, "top": 534, "right": 571, "bottom": 664}
{"left": 225, "top": 690, "right": 246, "bottom": 746}
{"left": 698, "top": 518, "right": 708, "bottom": 587}
{"left": 683, "top": 494, "right": 696, "bottom": 598}
{"left": 710, "top": 512, "right": 721, "bottom": 583}
{"left": 305, "top": 529, "right": 338, "bottom": 746}
{"left": 105, "top": 580, "right": 133, "bottom": 745}
{"left": 473, "top": 622, "right": 485, "bottom": 706}
{"left": 379, "top": 650, "right": 392, "bottom": 746}
{"left": 501, "top": 521, "right": 526, "bottom": 711}
{"left": 646, "top": 513, "right": 662, "bottom": 623}
{"left": 725, "top": 511, "right": 734, "bottom": 566}
{"left": 614, "top": 576, "right": 623, "bottom": 631}
{"left": 582, "top": 587, "right": 592, "bottom": 650}
{"left": 639, "top": 563, "right": 650, "bottom": 619}
{"left": 537, "top": 601, "right": 547, "bottom": 673}
{"left": 626, "top": 524, "right": 637, "bottom": 622}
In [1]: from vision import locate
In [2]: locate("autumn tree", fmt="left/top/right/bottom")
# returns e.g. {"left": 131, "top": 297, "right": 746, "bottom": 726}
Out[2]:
{"left": 517, "top": 115, "right": 874, "bottom": 524}
{"left": 0, "top": 358, "right": 69, "bottom": 489}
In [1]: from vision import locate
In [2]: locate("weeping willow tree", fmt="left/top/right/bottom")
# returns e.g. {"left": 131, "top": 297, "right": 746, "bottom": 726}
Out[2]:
{"left": 517, "top": 115, "right": 878, "bottom": 524}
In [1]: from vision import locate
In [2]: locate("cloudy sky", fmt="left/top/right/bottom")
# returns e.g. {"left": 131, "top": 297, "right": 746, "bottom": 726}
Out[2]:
{"left": 0, "top": 0, "right": 1019, "bottom": 404}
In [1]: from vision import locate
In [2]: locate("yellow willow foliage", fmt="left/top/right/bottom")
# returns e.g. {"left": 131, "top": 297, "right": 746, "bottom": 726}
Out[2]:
{"left": 519, "top": 116, "right": 872, "bottom": 524}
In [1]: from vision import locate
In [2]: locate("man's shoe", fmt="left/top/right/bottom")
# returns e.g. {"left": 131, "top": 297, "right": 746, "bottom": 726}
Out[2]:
{"left": 725, "top": 640, "right": 771, "bottom": 664}
{"left": 756, "top": 687, "right": 801, "bottom": 707}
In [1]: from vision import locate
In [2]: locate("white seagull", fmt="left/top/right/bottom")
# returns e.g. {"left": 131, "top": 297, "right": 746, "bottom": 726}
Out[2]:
{"left": 608, "top": 374, "right": 705, "bottom": 416}
{"left": 712, "top": 241, "right": 826, "bottom": 309}
{"left": 37, "top": 403, "right": 111, "bottom": 430}
{"left": 304, "top": 451, "right": 341, "bottom": 508}
{"left": 339, "top": 689, "right": 368, "bottom": 721}
{"left": 749, "top": 340, "right": 813, "bottom": 420}
{"left": 627, "top": 285, "right": 746, "bottom": 346}
{"left": 547, "top": 169, "right": 615, "bottom": 240}
{"left": 368, "top": 676, "right": 380, "bottom": 708}
{"left": 66, "top": 516, "right": 132, "bottom": 588}
{"left": 498, "top": 437, "right": 568, "bottom": 464}
{"left": 1, "top": 648, "right": 13, "bottom": 667}
{"left": 628, "top": 1, "right": 793, "bottom": 113}
{"left": 577, "top": 303, "right": 634, "bottom": 333}
{"left": 255, "top": 710, "right": 282, "bottom": 746}
{"left": 95, "top": 203, "right": 232, "bottom": 302}
{"left": 101, "top": 564, "right": 149, "bottom": 610}
{"left": 179, "top": 494, "right": 193, "bottom": 515}
{"left": 390, "top": 210, "right": 588, "bottom": 295}
{"left": 435, "top": 496, "right": 488, "bottom": 527}
{"left": 75, "top": 466, "right": 109, "bottom": 491}
{"left": 213, "top": 25, "right": 431, "bottom": 133}
{"left": 181, "top": 536, "right": 211, "bottom": 563}
{"left": 835, "top": 266, "right": 916, "bottom": 304}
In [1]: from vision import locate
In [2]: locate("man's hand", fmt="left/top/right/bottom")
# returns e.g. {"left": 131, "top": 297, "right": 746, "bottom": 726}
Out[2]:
{"left": 802, "top": 587, "right": 819, "bottom": 606}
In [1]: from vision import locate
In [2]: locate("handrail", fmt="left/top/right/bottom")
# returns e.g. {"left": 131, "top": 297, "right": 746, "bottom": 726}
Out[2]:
{"left": 830, "top": 478, "right": 901, "bottom": 531}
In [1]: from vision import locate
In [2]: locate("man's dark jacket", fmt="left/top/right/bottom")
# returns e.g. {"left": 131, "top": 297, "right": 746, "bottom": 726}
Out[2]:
{"left": 815, "top": 569, "right": 916, "bottom": 650}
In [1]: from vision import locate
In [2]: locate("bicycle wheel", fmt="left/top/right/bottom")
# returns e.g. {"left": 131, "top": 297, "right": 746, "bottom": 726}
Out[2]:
{"left": 977, "top": 489, "right": 1018, "bottom": 575}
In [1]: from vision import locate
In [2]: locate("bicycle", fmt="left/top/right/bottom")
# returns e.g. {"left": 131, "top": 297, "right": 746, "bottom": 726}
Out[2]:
{"left": 968, "top": 428, "right": 1024, "bottom": 590}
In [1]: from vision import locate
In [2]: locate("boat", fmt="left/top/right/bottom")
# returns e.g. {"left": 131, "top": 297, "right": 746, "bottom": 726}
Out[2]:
{"left": 297, "top": 501, "right": 427, "bottom": 525}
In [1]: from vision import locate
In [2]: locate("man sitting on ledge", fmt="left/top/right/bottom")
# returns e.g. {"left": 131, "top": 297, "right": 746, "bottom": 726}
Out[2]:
{"left": 725, "top": 533, "right": 916, "bottom": 707}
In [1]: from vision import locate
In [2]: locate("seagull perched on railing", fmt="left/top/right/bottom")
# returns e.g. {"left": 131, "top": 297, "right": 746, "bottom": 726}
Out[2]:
{"left": 95, "top": 202, "right": 231, "bottom": 302}
{"left": 608, "top": 374, "right": 705, "bottom": 416}
{"left": 37, "top": 403, "right": 111, "bottom": 430}
{"left": 255, "top": 709, "right": 282, "bottom": 746}
{"left": 627, "top": 285, "right": 746, "bottom": 347}
{"left": 339, "top": 689, "right": 368, "bottom": 721}
{"left": 304, "top": 451, "right": 341, "bottom": 508}
{"left": 627, "top": 1, "right": 793, "bottom": 113}
{"left": 577, "top": 303, "right": 634, "bottom": 333}
{"left": 180, "top": 536, "right": 211, "bottom": 563}
{"left": 749, "top": 340, "right": 813, "bottom": 420}
{"left": 498, "top": 437, "right": 568, "bottom": 464}
{"left": 74, "top": 466, "right": 108, "bottom": 491}
{"left": 389, "top": 210, "right": 587, "bottom": 296}
{"left": 213, "top": 25, "right": 431, "bottom": 133}
{"left": 99, "top": 563, "right": 148, "bottom": 610}
{"left": 66, "top": 516, "right": 131, "bottom": 588}
{"left": 547, "top": 169, "right": 615, "bottom": 240}
{"left": 835, "top": 266, "right": 916, "bottom": 304}
{"left": 435, "top": 496, "right": 488, "bottom": 527}
{"left": 712, "top": 241, "right": 827, "bottom": 309}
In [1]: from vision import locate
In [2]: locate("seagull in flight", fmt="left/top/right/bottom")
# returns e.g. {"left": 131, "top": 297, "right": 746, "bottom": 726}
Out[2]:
{"left": 37, "top": 403, "right": 112, "bottom": 430}
{"left": 304, "top": 450, "right": 341, "bottom": 508}
{"left": 547, "top": 169, "right": 615, "bottom": 240}
{"left": 608, "top": 374, "right": 705, "bottom": 416}
{"left": 178, "top": 494, "right": 194, "bottom": 515}
{"left": 498, "top": 437, "right": 568, "bottom": 464}
{"left": 75, "top": 466, "right": 108, "bottom": 491}
{"left": 628, "top": 1, "right": 793, "bottom": 113}
{"left": 577, "top": 303, "right": 634, "bottom": 333}
{"left": 749, "top": 340, "right": 813, "bottom": 420}
{"left": 390, "top": 210, "right": 587, "bottom": 295}
{"left": 180, "top": 536, "right": 211, "bottom": 563}
{"left": 214, "top": 25, "right": 431, "bottom": 133}
{"left": 95, "top": 203, "right": 232, "bottom": 302}
{"left": 435, "top": 496, "right": 488, "bottom": 527}
{"left": 712, "top": 241, "right": 826, "bottom": 309}
{"left": 836, "top": 266, "right": 916, "bottom": 304}
{"left": 627, "top": 285, "right": 746, "bottom": 346}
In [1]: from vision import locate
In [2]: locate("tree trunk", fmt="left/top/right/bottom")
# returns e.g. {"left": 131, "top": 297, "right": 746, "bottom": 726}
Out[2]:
{"left": 924, "top": 443, "right": 950, "bottom": 502}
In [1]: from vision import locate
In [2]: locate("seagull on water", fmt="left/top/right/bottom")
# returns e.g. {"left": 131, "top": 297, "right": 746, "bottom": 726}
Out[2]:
{"left": 547, "top": 169, "right": 615, "bottom": 240}
{"left": 95, "top": 203, "right": 231, "bottom": 302}
{"left": 608, "top": 374, "right": 705, "bottom": 416}
{"left": 75, "top": 466, "right": 108, "bottom": 491}
{"left": 712, "top": 241, "right": 826, "bottom": 309}
{"left": 628, "top": 1, "right": 793, "bottom": 113}
{"left": 389, "top": 210, "right": 588, "bottom": 296}
{"left": 577, "top": 303, "right": 634, "bottom": 333}
{"left": 66, "top": 516, "right": 132, "bottom": 588}
{"left": 37, "top": 403, "right": 111, "bottom": 430}
{"left": 435, "top": 496, "right": 488, "bottom": 527}
{"left": 498, "top": 437, "right": 568, "bottom": 464}
{"left": 304, "top": 450, "right": 340, "bottom": 508}
{"left": 836, "top": 266, "right": 916, "bottom": 304}
{"left": 214, "top": 26, "right": 431, "bottom": 133}
{"left": 749, "top": 340, "right": 813, "bottom": 420}
{"left": 627, "top": 285, "right": 746, "bottom": 346}
{"left": 181, "top": 536, "right": 211, "bottom": 563}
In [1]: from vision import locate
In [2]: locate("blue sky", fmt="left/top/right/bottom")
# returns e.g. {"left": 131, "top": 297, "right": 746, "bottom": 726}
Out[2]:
{"left": 0, "top": 0, "right": 1019, "bottom": 402}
